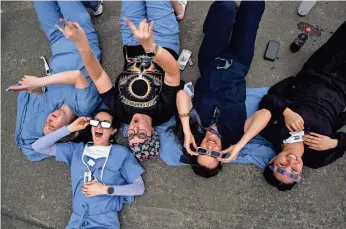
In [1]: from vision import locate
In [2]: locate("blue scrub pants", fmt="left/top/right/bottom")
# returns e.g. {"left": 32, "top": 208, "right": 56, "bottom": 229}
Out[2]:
{"left": 33, "top": 0, "right": 101, "bottom": 76}
{"left": 198, "top": 0, "right": 265, "bottom": 72}
{"left": 120, "top": 0, "right": 180, "bottom": 54}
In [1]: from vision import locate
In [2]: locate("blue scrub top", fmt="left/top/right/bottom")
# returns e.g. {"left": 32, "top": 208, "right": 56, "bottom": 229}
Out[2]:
{"left": 55, "top": 143, "right": 144, "bottom": 229}
{"left": 15, "top": 82, "right": 101, "bottom": 161}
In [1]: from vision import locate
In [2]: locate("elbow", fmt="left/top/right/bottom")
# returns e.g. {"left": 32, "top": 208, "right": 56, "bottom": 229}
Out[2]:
{"left": 258, "top": 109, "right": 272, "bottom": 123}
{"left": 139, "top": 185, "right": 145, "bottom": 196}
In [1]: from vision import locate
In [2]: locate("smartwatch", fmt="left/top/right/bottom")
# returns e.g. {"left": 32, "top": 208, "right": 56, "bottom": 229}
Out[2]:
{"left": 145, "top": 43, "right": 159, "bottom": 57}
{"left": 107, "top": 186, "right": 114, "bottom": 195}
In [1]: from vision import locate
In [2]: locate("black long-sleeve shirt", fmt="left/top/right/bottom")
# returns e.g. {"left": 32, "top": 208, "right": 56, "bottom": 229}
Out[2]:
{"left": 258, "top": 21, "right": 346, "bottom": 168}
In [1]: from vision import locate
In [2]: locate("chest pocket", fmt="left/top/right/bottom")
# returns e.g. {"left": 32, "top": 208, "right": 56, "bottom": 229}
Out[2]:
{"left": 99, "top": 167, "right": 123, "bottom": 186}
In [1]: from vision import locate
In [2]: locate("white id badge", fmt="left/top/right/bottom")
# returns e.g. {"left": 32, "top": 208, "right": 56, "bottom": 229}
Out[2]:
{"left": 84, "top": 171, "right": 92, "bottom": 183}
{"left": 178, "top": 49, "right": 192, "bottom": 70}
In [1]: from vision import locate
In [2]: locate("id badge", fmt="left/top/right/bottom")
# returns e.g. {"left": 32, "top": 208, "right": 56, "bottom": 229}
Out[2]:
{"left": 178, "top": 49, "right": 192, "bottom": 70}
{"left": 84, "top": 171, "right": 92, "bottom": 183}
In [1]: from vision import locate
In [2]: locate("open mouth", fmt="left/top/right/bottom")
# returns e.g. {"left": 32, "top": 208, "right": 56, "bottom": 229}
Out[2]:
{"left": 95, "top": 130, "right": 103, "bottom": 138}
{"left": 208, "top": 140, "right": 216, "bottom": 145}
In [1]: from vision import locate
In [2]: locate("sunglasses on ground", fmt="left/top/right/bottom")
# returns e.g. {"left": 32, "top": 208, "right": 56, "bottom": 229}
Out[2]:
{"left": 196, "top": 147, "right": 230, "bottom": 159}
{"left": 127, "top": 129, "right": 150, "bottom": 140}
{"left": 269, "top": 164, "right": 303, "bottom": 183}
{"left": 89, "top": 119, "right": 112, "bottom": 129}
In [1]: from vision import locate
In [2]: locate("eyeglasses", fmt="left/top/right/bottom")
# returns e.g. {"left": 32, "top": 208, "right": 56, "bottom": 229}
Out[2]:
{"left": 269, "top": 164, "right": 303, "bottom": 183}
{"left": 127, "top": 129, "right": 150, "bottom": 140}
{"left": 196, "top": 147, "right": 229, "bottom": 159}
{"left": 89, "top": 119, "right": 112, "bottom": 129}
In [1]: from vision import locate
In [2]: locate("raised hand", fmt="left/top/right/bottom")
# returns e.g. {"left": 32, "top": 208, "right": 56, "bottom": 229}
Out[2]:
{"left": 183, "top": 131, "right": 198, "bottom": 156}
{"left": 67, "top": 116, "right": 91, "bottom": 133}
{"left": 124, "top": 18, "right": 156, "bottom": 52}
{"left": 55, "top": 19, "right": 88, "bottom": 48}
{"left": 219, "top": 144, "right": 242, "bottom": 163}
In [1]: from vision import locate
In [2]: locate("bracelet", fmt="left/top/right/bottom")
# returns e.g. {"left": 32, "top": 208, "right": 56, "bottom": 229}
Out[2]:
{"left": 179, "top": 113, "right": 190, "bottom": 118}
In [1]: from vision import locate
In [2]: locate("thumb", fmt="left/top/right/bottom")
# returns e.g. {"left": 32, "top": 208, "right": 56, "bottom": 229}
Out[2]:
{"left": 192, "top": 139, "right": 197, "bottom": 149}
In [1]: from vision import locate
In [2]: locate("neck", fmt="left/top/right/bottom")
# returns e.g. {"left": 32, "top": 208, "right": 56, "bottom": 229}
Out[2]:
{"left": 282, "top": 142, "right": 304, "bottom": 157}
{"left": 93, "top": 142, "right": 111, "bottom": 146}
{"left": 60, "top": 104, "right": 75, "bottom": 123}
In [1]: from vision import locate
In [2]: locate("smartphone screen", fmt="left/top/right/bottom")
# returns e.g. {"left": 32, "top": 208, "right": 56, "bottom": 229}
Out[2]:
{"left": 264, "top": 40, "right": 280, "bottom": 61}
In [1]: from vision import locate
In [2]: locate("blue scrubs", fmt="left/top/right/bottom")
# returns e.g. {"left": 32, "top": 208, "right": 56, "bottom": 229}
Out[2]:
{"left": 15, "top": 1, "right": 102, "bottom": 161}
{"left": 55, "top": 143, "right": 144, "bottom": 229}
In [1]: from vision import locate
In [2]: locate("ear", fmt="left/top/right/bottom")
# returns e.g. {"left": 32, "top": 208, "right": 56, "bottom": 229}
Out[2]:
{"left": 111, "top": 128, "right": 118, "bottom": 135}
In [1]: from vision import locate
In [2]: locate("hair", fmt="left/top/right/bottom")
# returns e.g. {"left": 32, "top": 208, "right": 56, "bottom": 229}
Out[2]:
{"left": 192, "top": 162, "right": 222, "bottom": 178}
{"left": 263, "top": 164, "right": 296, "bottom": 191}
{"left": 172, "top": 115, "right": 222, "bottom": 178}
{"left": 93, "top": 109, "right": 120, "bottom": 129}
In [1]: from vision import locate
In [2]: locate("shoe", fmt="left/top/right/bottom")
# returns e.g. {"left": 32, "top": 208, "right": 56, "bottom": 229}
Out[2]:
{"left": 176, "top": 0, "right": 187, "bottom": 21}
{"left": 92, "top": 0, "right": 104, "bottom": 16}
{"left": 298, "top": 0, "right": 316, "bottom": 17}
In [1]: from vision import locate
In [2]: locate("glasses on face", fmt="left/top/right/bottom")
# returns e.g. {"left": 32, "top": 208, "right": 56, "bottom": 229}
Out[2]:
{"left": 196, "top": 147, "right": 229, "bottom": 159}
{"left": 127, "top": 129, "right": 150, "bottom": 140}
{"left": 89, "top": 119, "right": 112, "bottom": 129}
{"left": 269, "top": 164, "right": 303, "bottom": 183}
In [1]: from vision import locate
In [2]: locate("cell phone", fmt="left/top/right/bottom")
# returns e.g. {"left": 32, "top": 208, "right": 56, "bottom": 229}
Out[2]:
{"left": 178, "top": 49, "right": 192, "bottom": 70}
{"left": 5, "top": 84, "right": 21, "bottom": 92}
{"left": 264, "top": 40, "right": 280, "bottom": 61}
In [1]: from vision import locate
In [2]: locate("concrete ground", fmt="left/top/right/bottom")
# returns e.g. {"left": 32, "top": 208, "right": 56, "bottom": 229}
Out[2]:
{"left": 1, "top": 1, "right": 346, "bottom": 229}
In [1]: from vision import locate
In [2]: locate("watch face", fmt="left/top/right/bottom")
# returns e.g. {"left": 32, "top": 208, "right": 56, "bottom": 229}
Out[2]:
{"left": 108, "top": 187, "right": 114, "bottom": 195}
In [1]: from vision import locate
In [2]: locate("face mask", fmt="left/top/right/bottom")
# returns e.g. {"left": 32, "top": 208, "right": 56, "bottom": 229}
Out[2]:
{"left": 82, "top": 144, "right": 112, "bottom": 183}
{"left": 83, "top": 144, "right": 112, "bottom": 159}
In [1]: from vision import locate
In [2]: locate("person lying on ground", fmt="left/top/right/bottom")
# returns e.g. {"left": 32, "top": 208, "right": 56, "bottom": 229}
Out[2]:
{"left": 10, "top": 0, "right": 104, "bottom": 161}
{"left": 32, "top": 110, "right": 144, "bottom": 229}
{"left": 57, "top": 0, "right": 183, "bottom": 161}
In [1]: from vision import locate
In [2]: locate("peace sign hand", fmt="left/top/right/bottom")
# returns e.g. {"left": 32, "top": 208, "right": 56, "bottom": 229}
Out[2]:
{"left": 124, "top": 18, "right": 156, "bottom": 52}
{"left": 55, "top": 19, "right": 88, "bottom": 49}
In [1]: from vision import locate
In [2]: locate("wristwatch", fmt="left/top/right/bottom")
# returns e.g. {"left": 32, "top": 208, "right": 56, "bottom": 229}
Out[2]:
{"left": 145, "top": 43, "right": 159, "bottom": 57}
{"left": 107, "top": 186, "right": 114, "bottom": 195}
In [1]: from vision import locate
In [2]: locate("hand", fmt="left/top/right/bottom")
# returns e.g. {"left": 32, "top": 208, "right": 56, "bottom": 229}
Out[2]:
{"left": 67, "top": 117, "right": 91, "bottom": 133}
{"left": 303, "top": 132, "right": 338, "bottom": 151}
{"left": 124, "top": 18, "right": 156, "bottom": 52}
{"left": 55, "top": 19, "right": 88, "bottom": 49}
{"left": 81, "top": 181, "right": 108, "bottom": 197}
{"left": 219, "top": 144, "right": 242, "bottom": 163}
{"left": 183, "top": 131, "right": 198, "bottom": 156}
{"left": 283, "top": 108, "right": 304, "bottom": 132}
{"left": 7, "top": 75, "right": 42, "bottom": 93}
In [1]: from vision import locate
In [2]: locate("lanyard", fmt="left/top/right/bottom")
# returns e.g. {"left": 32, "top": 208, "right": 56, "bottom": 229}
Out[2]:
{"left": 81, "top": 143, "right": 111, "bottom": 183}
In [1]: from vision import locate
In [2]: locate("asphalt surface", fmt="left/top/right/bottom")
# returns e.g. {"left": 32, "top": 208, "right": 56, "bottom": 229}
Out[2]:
{"left": 1, "top": 1, "right": 346, "bottom": 229}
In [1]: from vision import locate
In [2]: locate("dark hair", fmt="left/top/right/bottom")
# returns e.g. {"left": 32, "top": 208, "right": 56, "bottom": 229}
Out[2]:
{"left": 192, "top": 162, "right": 222, "bottom": 178}
{"left": 263, "top": 164, "right": 296, "bottom": 191}
{"left": 172, "top": 115, "right": 223, "bottom": 178}
{"left": 93, "top": 109, "right": 120, "bottom": 129}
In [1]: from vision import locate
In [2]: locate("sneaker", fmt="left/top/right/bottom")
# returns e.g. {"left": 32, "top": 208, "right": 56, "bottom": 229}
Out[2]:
{"left": 176, "top": 0, "right": 188, "bottom": 21}
{"left": 92, "top": 0, "right": 104, "bottom": 16}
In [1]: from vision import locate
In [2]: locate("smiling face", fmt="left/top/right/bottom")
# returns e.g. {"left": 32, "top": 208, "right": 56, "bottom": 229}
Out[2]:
{"left": 43, "top": 110, "right": 69, "bottom": 135}
{"left": 272, "top": 151, "right": 304, "bottom": 184}
{"left": 197, "top": 131, "right": 222, "bottom": 169}
{"left": 91, "top": 112, "right": 117, "bottom": 146}
{"left": 128, "top": 113, "right": 153, "bottom": 145}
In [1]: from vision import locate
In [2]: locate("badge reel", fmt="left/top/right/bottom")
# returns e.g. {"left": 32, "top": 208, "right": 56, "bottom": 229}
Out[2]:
{"left": 283, "top": 131, "right": 305, "bottom": 144}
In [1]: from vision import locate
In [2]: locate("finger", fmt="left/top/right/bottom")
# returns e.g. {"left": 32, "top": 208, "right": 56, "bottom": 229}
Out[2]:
{"left": 304, "top": 137, "right": 319, "bottom": 144}
{"left": 293, "top": 122, "right": 302, "bottom": 131}
{"left": 309, "top": 146, "right": 321, "bottom": 151}
{"left": 124, "top": 18, "right": 138, "bottom": 34}
{"left": 139, "top": 19, "right": 146, "bottom": 35}
{"left": 144, "top": 21, "right": 149, "bottom": 35}
{"left": 298, "top": 120, "right": 304, "bottom": 130}
{"left": 55, "top": 24, "right": 65, "bottom": 35}
{"left": 71, "top": 22, "right": 81, "bottom": 30}
{"left": 149, "top": 21, "right": 154, "bottom": 34}
{"left": 192, "top": 140, "right": 197, "bottom": 150}
{"left": 310, "top": 132, "right": 322, "bottom": 138}
{"left": 291, "top": 123, "right": 299, "bottom": 132}
{"left": 286, "top": 124, "right": 293, "bottom": 132}
{"left": 59, "top": 18, "right": 74, "bottom": 29}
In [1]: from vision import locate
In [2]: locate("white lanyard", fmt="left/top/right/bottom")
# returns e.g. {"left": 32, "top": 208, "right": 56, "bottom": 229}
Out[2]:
{"left": 81, "top": 143, "right": 112, "bottom": 183}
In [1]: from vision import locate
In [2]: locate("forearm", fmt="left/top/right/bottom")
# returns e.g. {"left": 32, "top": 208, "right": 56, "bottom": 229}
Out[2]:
{"left": 108, "top": 177, "right": 145, "bottom": 196}
{"left": 240, "top": 109, "right": 272, "bottom": 148}
{"left": 153, "top": 46, "right": 180, "bottom": 82}
{"left": 177, "top": 90, "right": 192, "bottom": 133}
{"left": 32, "top": 126, "right": 70, "bottom": 156}
{"left": 40, "top": 70, "right": 88, "bottom": 89}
